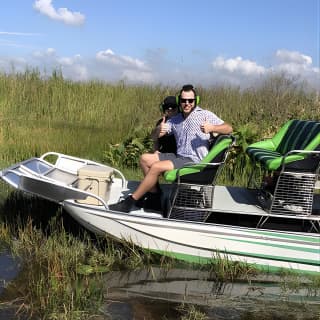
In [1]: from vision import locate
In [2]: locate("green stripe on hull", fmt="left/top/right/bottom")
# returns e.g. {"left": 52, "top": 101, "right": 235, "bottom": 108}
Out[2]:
{"left": 247, "top": 230, "right": 320, "bottom": 243}
{"left": 218, "top": 236, "right": 320, "bottom": 254}
{"left": 150, "top": 247, "right": 320, "bottom": 274}
{"left": 151, "top": 249, "right": 213, "bottom": 264}
{"left": 231, "top": 249, "right": 319, "bottom": 266}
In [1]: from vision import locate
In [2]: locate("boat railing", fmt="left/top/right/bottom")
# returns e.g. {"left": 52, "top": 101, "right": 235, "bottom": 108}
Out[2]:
{"left": 0, "top": 152, "right": 129, "bottom": 211}
{"left": 2, "top": 167, "right": 110, "bottom": 210}
{"left": 281, "top": 149, "right": 320, "bottom": 173}
{"left": 40, "top": 152, "right": 127, "bottom": 189}
{"left": 255, "top": 209, "right": 320, "bottom": 232}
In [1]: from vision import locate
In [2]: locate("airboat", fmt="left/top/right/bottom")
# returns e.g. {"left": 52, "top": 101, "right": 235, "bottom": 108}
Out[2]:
{"left": 1, "top": 119, "right": 319, "bottom": 273}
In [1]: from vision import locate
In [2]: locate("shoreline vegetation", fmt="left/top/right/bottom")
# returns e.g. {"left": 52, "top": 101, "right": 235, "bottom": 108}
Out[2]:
{"left": 0, "top": 70, "right": 319, "bottom": 319}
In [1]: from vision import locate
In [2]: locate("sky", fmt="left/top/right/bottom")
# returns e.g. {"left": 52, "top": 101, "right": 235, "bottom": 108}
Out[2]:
{"left": 0, "top": 0, "right": 319, "bottom": 90}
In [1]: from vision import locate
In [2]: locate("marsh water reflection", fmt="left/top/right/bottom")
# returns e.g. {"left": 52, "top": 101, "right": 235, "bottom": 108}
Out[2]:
{"left": 0, "top": 248, "right": 22, "bottom": 319}
{"left": 1, "top": 249, "right": 319, "bottom": 320}
{"left": 0, "top": 249, "right": 20, "bottom": 296}
{"left": 101, "top": 267, "right": 320, "bottom": 319}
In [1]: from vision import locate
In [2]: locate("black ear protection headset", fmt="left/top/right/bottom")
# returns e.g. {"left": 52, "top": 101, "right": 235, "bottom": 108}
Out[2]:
{"left": 176, "top": 84, "right": 200, "bottom": 107}
{"left": 159, "top": 96, "right": 179, "bottom": 113}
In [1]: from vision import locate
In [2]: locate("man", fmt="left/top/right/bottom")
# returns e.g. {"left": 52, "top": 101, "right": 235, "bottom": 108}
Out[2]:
{"left": 109, "top": 84, "right": 233, "bottom": 213}
{"left": 151, "top": 95, "right": 179, "bottom": 154}
{"left": 135, "top": 96, "right": 179, "bottom": 211}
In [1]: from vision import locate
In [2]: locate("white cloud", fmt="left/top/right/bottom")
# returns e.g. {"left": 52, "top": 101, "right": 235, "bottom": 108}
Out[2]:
{"left": 28, "top": 48, "right": 155, "bottom": 83}
{"left": 95, "top": 49, "right": 154, "bottom": 83}
{"left": 0, "top": 48, "right": 318, "bottom": 90}
{"left": 62, "top": 63, "right": 88, "bottom": 81}
{"left": 58, "top": 57, "right": 74, "bottom": 66}
{"left": 0, "top": 31, "right": 42, "bottom": 49}
{"left": 0, "top": 31, "right": 41, "bottom": 36}
{"left": 96, "top": 49, "right": 149, "bottom": 71}
{"left": 212, "top": 56, "right": 266, "bottom": 75}
{"left": 33, "top": 0, "right": 85, "bottom": 26}
{"left": 0, "top": 56, "right": 27, "bottom": 73}
{"left": 273, "top": 49, "right": 318, "bottom": 76}
{"left": 32, "top": 47, "right": 56, "bottom": 58}
{"left": 27, "top": 48, "right": 88, "bottom": 80}
{"left": 275, "top": 49, "right": 312, "bottom": 66}
{"left": 0, "top": 39, "right": 24, "bottom": 48}
{"left": 122, "top": 69, "right": 154, "bottom": 83}
{"left": 209, "top": 51, "right": 319, "bottom": 89}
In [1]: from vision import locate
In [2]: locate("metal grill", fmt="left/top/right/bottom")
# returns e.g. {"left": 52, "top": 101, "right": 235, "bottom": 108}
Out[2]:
{"left": 271, "top": 172, "right": 317, "bottom": 215}
{"left": 168, "top": 184, "right": 214, "bottom": 221}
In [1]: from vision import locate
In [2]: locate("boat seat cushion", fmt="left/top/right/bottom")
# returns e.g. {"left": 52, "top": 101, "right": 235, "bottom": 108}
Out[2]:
{"left": 246, "top": 119, "right": 320, "bottom": 171}
{"left": 164, "top": 135, "right": 234, "bottom": 184}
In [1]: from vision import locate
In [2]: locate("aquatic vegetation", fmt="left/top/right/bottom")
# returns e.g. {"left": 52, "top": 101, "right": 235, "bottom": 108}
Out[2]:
{"left": 103, "top": 126, "right": 154, "bottom": 169}
{"left": 278, "top": 269, "right": 320, "bottom": 299}
{"left": 0, "top": 218, "right": 104, "bottom": 319}
{"left": 176, "top": 303, "right": 208, "bottom": 320}
{"left": 0, "top": 209, "right": 178, "bottom": 319}
{"left": 200, "top": 252, "right": 259, "bottom": 282}
{"left": 0, "top": 70, "right": 319, "bottom": 318}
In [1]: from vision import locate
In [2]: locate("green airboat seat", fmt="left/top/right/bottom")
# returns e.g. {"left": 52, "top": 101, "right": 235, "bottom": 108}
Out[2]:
{"left": 164, "top": 134, "right": 235, "bottom": 184}
{"left": 246, "top": 119, "right": 320, "bottom": 172}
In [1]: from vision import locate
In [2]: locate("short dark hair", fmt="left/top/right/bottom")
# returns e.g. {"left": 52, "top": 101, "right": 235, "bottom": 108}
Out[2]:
{"left": 180, "top": 84, "right": 197, "bottom": 97}
{"left": 177, "top": 84, "right": 199, "bottom": 105}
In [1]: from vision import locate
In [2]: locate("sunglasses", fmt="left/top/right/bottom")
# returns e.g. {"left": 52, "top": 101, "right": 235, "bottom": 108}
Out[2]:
{"left": 180, "top": 98, "right": 195, "bottom": 104}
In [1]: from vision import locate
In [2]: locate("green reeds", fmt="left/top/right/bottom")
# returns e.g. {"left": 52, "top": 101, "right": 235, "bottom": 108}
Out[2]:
{"left": 176, "top": 303, "right": 208, "bottom": 320}
{"left": 0, "top": 218, "right": 105, "bottom": 319}
{"left": 0, "top": 69, "right": 318, "bottom": 177}
{"left": 0, "top": 208, "right": 175, "bottom": 318}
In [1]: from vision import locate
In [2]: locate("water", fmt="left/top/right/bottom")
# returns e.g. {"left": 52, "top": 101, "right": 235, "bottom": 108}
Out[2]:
{"left": 0, "top": 248, "right": 319, "bottom": 319}
{"left": 100, "top": 268, "right": 320, "bottom": 319}
{"left": 0, "top": 248, "right": 22, "bottom": 319}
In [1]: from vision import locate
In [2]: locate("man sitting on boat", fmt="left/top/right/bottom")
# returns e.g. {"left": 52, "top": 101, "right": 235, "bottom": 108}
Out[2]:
{"left": 151, "top": 95, "right": 179, "bottom": 154}
{"left": 136, "top": 96, "right": 179, "bottom": 210}
{"left": 109, "top": 84, "right": 233, "bottom": 213}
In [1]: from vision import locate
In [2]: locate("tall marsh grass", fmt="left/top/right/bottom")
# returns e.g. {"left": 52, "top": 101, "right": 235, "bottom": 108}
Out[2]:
{"left": 0, "top": 70, "right": 318, "bottom": 179}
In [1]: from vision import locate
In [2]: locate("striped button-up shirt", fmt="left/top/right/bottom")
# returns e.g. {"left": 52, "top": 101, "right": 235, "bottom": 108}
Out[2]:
{"left": 166, "top": 106, "right": 224, "bottom": 163}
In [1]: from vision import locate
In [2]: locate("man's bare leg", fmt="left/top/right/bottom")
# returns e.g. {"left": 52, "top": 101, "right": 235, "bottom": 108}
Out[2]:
{"left": 109, "top": 160, "right": 174, "bottom": 213}
{"left": 132, "top": 160, "right": 174, "bottom": 200}
{"left": 139, "top": 152, "right": 160, "bottom": 176}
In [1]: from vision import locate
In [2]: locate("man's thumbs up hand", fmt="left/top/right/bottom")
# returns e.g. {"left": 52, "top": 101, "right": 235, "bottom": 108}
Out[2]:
{"left": 201, "top": 118, "right": 212, "bottom": 134}
{"left": 159, "top": 116, "right": 169, "bottom": 136}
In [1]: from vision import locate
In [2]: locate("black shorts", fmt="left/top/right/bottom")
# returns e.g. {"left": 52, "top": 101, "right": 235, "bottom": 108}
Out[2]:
{"left": 158, "top": 153, "right": 194, "bottom": 169}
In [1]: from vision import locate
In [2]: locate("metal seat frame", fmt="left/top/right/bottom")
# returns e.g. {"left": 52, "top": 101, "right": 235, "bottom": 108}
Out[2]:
{"left": 166, "top": 135, "right": 235, "bottom": 221}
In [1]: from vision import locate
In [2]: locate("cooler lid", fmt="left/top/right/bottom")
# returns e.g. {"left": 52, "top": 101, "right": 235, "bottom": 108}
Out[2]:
{"left": 78, "top": 165, "right": 113, "bottom": 178}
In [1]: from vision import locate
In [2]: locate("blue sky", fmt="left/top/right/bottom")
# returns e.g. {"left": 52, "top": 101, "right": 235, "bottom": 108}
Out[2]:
{"left": 0, "top": 0, "right": 319, "bottom": 89}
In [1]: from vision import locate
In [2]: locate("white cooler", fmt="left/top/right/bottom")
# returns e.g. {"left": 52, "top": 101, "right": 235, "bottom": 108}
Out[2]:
{"left": 77, "top": 165, "right": 114, "bottom": 205}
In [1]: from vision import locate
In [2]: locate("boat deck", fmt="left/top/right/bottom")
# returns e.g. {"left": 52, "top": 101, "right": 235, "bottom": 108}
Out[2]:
{"left": 210, "top": 186, "right": 320, "bottom": 230}
{"left": 125, "top": 181, "right": 320, "bottom": 230}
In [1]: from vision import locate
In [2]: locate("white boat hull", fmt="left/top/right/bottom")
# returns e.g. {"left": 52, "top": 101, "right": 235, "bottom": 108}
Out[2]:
{"left": 64, "top": 200, "right": 320, "bottom": 273}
